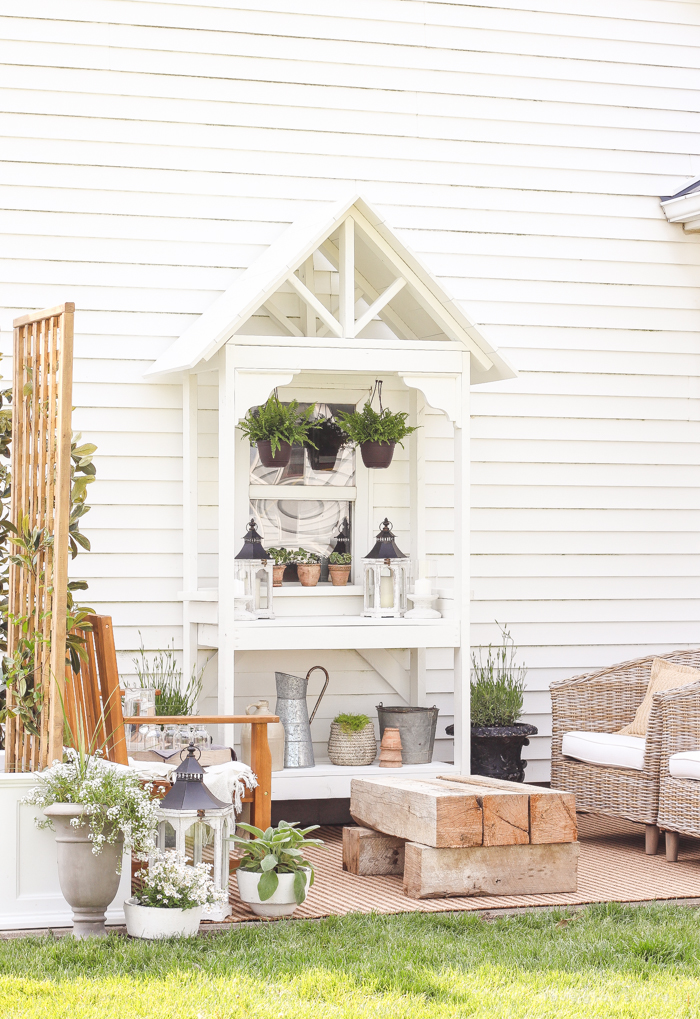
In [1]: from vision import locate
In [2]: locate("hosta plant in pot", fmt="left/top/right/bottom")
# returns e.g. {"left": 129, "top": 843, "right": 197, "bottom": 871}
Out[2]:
{"left": 293, "top": 547, "right": 321, "bottom": 587}
{"left": 23, "top": 748, "right": 160, "bottom": 937}
{"left": 446, "top": 623, "right": 536, "bottom": 782}
{"left": 232, "top": 820, "right": 324, "bottom": 917}
{"left": 239, "top": 394, "right": 317, "bottom": 469}
{"left": 125, "top": 849, "right": 228, "bottom": 939}
{"left": 328, "top": 551, "right": 352, "bottom": 587}
{"left": 327, "top": 712, "right": 377, "bottom": 766}
{"left": 337, "top": 403, "right": 417, "bottom": 469}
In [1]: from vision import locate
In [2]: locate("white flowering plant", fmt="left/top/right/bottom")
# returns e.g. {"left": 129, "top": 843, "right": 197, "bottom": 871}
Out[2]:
{"left": 23, "top": 749, "right": 160, "bottom": 866}
{"left": 134, "top": 850, "right": 227, "bottom": 910}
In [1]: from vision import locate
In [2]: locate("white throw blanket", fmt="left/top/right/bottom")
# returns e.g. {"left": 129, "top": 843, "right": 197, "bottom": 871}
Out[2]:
{"left": 126, "top": 757, "right": 257, "bottom": 813}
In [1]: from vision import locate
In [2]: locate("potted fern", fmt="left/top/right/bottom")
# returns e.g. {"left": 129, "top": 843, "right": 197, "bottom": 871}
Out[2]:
{"left": 239, "top": 394, "right": 316, "bottom": 469}
{"left": 232, "top": 821, "right": 324, "bottom": 918}
{"left": 328, "top": 551, "right": 351, "bottom": 586}
{"left": 337, "top": 403, "right": 417, "bottom": 469}
{"left": 327, "top": 712, "right": 377, "bottom": 766}
{"left": 447, "top": 624, "right": 536, "bottom": 782}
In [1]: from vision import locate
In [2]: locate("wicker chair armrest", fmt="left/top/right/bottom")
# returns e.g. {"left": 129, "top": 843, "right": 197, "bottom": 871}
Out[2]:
{"left": 653, "top": 681, "right": 700, "bottom": 776}
{"left": 550, "top": 669, "right": 647, "bottom": 738}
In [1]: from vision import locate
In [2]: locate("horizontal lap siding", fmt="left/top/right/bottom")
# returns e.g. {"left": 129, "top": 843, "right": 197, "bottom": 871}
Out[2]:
{"left": 2, "top": 1, "right": 699, "bottom": 779}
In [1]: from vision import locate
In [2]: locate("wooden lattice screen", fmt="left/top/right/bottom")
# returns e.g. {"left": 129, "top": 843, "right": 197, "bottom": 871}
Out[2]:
{"left": 6, "top": 303, "right": 74, "bottom": 771}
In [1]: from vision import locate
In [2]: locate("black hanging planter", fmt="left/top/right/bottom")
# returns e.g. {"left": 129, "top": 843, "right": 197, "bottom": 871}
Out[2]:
{"left": 360, "top": 440, "right": 395, "bottom": 469}
{"left": 306, "top": 420, "right": 347, "bottom": 472}
{"left": 257, "top": 439, "right": 291, "bottom": 468}
{"left": 445, "top": 722, "right": 538, "bottom": 783}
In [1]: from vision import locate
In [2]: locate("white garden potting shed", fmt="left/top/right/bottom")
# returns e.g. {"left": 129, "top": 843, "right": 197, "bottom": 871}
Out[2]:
{"left": 147, "top": 194, "right": 515, "bottom": 803}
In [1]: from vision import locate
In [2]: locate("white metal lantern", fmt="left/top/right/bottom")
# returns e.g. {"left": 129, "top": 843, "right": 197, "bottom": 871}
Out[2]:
{"left": 234, "top": 519, "right": 274, "bottom": 619}
{"left": 361, "top": 519, "right": 410, "bottom": 618}
{"left": 156, "top": 745, "right": 235, "bottom": 921}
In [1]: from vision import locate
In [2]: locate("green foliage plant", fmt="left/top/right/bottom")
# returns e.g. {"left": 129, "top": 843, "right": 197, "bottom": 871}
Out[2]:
{"left": 470, "top": 622, "right": 527, "bottom": 728}
{"left": 132, "top": 635, "right": 204, "bottom": 717}
{"left": 329, "top": 551, "right": 352, "bottom": 565}
{"left": 266, "top": 547, "right": 294, "bottom": 566}
{"left": 239, "top": 395, "right": 317, "bottom": 456}
{"left": 337, "top": 403, "right": 417, "bottom": 448}
{"left": 291, "top": 547, "right": 320, "bottom": 565}
{"left": 333, "top": 712, "right": 370, "bottom": 734}
{"left": 230, "top": 820, "right": 325, "bottom": 904}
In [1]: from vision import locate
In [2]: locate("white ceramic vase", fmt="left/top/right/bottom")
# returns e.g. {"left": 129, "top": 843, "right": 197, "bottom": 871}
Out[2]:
{"left": 236, "top": 868, "right": 310, "bottom": 918}
{"left": 43, "top": 803, "right": 123, "bottom": 938}
{"left": 123, "top": 898, "right": 203, "bottom": 939}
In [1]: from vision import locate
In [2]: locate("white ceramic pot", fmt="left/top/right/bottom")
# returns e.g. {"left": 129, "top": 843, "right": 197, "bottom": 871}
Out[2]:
{"left": 123, "top": 899, "right": 203, "bottom": 939}
{"left": 43, "top": 803, "right": 123, "bottom": 939}
{"left": 236, "top": 868, "right": 310, "bottom": 918}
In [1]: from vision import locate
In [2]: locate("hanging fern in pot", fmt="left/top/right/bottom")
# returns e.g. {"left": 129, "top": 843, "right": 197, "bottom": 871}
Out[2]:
{"left": 304, "top": 418, "right": 348, "bottom": 472}
{"left": 337, "top": 381, "right": 417, "bottom": 469}
{"left": 239, "top": 394, "right": 317, "bottom": 469}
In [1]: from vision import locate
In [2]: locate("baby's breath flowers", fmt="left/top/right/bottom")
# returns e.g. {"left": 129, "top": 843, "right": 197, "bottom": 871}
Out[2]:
{"left": 23, "top": 748, "right": 160, "bottom": 869}
{"left": 134, "top": 850, "right": 227, "bottom": 910}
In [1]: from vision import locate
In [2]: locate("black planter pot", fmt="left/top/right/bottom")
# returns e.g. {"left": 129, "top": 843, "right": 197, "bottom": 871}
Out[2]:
{"left": 360, "top": 440, "right": 395, "bottom": 469}
{"left": 445, "top": 722, "right": 538, "bottom": 783}
{"left": 257, "top": 439, "right": 291, "bottom": 468}
{"left": 306, "top": 422, "right": 346, "bottom": 472}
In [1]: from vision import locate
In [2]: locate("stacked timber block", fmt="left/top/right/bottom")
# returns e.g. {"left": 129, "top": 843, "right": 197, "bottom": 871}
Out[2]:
{"left": 345, "top": 774, "right": 579, "bottom": 899}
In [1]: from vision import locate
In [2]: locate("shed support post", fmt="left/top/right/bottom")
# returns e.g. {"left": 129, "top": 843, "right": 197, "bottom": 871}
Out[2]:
{"left": 409, "top": 387, "right": 427, "bottom": 706}
{"left": 182, "top": 373, "right": 199, "bottom": 689}
{"left": 218, "top": 345, "right": 237, "bottom": 749}
{"left": 453, "top": 355, "right": 471, "bottom": 773}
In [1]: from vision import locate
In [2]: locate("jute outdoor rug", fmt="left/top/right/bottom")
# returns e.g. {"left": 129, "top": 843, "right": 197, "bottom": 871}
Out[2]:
{"left": 216, "top": 813, "right": 700, "bottom": 923}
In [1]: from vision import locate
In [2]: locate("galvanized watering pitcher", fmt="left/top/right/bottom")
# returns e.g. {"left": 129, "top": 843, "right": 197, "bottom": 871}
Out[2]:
{"left": 275, "top": 666, "right": 330, "bottom": 768}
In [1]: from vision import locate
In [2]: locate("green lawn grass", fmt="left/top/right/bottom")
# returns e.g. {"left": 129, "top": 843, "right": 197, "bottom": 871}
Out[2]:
{"left": 1, "top": 903, "right": 700, "bottom": 1018}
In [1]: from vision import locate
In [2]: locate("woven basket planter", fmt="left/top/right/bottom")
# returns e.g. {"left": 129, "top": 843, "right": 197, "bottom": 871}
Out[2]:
{"left": 327, "top": 722, "right": 377, "bottom": 766}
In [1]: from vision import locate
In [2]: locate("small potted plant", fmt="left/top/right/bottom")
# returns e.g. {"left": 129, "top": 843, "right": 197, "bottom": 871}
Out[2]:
{"left": 328, "top": 551, "right": 352, "bottom": 586}
{"left": 294, "top": 547, "right": 321, "bottom": 587}
{"left": 239, "top": 394, "right": 317, "bottom": 469}
{"left": 124, "top": 849, "right": 228, "bottom": 939}
{"left": 327, "top": 712, "right": 377, "bottom": 766}
{"left": 337, "top": 403, "right": 417, "bottom": 469}
{"left": 232, "top": 820, "right": 324, "bottom": 918}
{"left": 446, "top": 624, "right": 537, "bottom": 782}
{"left": 305, "top": 418, "right": 348, "bottom": 472}
{"left": 267, "top": 547, "right": 294, "bottom": 586}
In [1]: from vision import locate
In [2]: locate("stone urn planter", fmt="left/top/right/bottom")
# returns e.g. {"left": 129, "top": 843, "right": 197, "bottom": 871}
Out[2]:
{"left": 43, "top": 803, "right": 123, "bottom": 938}
{"left": 359, "top": 440, "right": 395, "bottom": 469}
{"left": 123, "top": 899, "right": 202, "bottom": 940}
{"left": 237, "top": 868, "right": 310, "bottom": 918}
{"left": 297, "top": 563, "right": 321, "bottom": 586}
{"left": 257, "top": 439, "right": 291, "bottom": 469}
{"left": 468, "top": 723, "right": 538, "bottom": 783}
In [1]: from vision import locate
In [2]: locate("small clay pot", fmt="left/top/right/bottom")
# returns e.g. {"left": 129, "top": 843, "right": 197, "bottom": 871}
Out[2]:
{"left": 272, "top": 565, "right": 285, "bottom": 587}
{"left": 360, "top": 441, "right": 395, "bottom": 469}
{"left": 257, "top": 440, "right": 291, "bottom": 468}
{"left": 328, "top": 565, "right": 351, "bottom": 587}
{"left": 297, "top": 564, "right": 321, "bottom": 587}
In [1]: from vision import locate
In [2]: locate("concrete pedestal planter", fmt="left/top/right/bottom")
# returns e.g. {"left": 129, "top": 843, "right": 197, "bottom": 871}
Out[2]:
{"left": 237, "top": 868, "right": 310, "bottom": 918}
{"left": 43, "top": 803, "right": 123, "bottom": 938}
{"left": 124, "top": 899, "right": 202, "bottom": 939}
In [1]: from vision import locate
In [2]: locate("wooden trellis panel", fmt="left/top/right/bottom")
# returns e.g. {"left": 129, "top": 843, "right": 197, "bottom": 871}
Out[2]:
{"left": 6, "top": 303, "right": 74, "bottom": 771}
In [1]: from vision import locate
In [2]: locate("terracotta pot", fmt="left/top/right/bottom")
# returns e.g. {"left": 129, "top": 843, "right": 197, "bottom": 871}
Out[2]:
{"left": 360, "top": 441, "right": 395, "bottom": 469}
{"left": 328, "top": 565, "right": 351, "bottom": 587}
{"left": 273, "top": 564, "right": 285, "bottom": 587}
{"left": 43, "top": 803, "right": 123, "bottom": 938}
{"left": 257, "top": 440, "right": 291, "bottom": 468}
{"left": 297, "top": 564, "right": 321, "bottom": 587}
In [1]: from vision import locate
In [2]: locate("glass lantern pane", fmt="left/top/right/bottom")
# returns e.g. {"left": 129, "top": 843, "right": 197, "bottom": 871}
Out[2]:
{"left": 184, "top": 821, "right": 214, "bottom": 867}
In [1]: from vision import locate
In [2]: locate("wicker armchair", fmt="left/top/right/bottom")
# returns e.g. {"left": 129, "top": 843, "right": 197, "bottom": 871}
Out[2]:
{"left": 656, "top": 679, "right": 700, "bottom": 861}
{"left": 551, "top": 649, "right": 700, "bottom": 855}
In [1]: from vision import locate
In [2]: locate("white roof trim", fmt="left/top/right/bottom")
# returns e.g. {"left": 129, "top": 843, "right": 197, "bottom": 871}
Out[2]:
{"left": 660, "top": 191, "right": 700, "bottom": 233}
{"left": 145, "top": 193, "right": 516, "bottom": 385}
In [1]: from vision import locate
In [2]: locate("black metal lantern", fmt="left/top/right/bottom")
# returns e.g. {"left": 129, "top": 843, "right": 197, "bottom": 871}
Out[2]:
{"left": 364, "top": 518, "right": 406, "bottom": 560}
{"left": 332, "top": 517, "right": 352, "bottom": 555}
{"left": 159, "top": 743, "right": 229, "bottom": 812}
{"left": 235, "top": 519, "right": 269, "bottom": 560}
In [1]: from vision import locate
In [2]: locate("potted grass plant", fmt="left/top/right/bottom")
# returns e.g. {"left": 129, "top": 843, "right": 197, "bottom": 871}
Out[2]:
{"left": 239, "top": 394, "right": 317, "bottom": 469}
{"left": 337, "top": 403, "right": 417, "bottom": 469}
{"left": 447, "top": 623, "right": 536, "bottom": 782}
{"left": 328, "top": 551, "right": 352, "bottom": 586}
{"left": 232, "top": 820, "right": 325, "bottom": 917}
{"left": 124, "top": 849, "right": 227, "bottom": 939}
{"left": 327, "top": 712, "right": 377, "bottom": 766}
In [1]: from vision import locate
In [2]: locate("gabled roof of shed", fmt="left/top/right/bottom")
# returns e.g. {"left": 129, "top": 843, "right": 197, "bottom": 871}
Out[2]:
{"left": 146, "top": 193, "right": 515, "bottom": 385}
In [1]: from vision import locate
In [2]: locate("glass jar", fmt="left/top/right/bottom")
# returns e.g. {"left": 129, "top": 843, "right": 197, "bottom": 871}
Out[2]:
{"left": 192, "top": 725, "right": 212, "bottom": 751}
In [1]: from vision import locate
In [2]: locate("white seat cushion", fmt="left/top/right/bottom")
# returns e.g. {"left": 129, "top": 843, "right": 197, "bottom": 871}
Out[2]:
{"left": 562, "top": 731, "right": 646, "bottom": 771}
{"left": 669, "top": 751, "right": 700, "bottom": 781}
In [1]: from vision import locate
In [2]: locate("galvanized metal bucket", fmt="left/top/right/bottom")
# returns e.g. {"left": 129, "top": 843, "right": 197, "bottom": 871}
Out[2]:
{"left": 376, "top": 704, "right": 439, "bottom": 765}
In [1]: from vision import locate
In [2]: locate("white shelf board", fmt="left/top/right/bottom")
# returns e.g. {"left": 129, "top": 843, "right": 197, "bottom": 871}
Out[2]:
{"left": 271, "top": 760, "right": 458, "bottom": 801}
{"left": 198, "top": 616, "right": 459, "bottom": 650}
{"left": 273, "top": 584, "right": 363, "bottom": 597}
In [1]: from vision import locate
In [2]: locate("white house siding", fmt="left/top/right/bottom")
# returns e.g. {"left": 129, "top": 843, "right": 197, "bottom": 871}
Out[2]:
{"left": 2, "top": 0, "right": 700, "bottom": 778}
